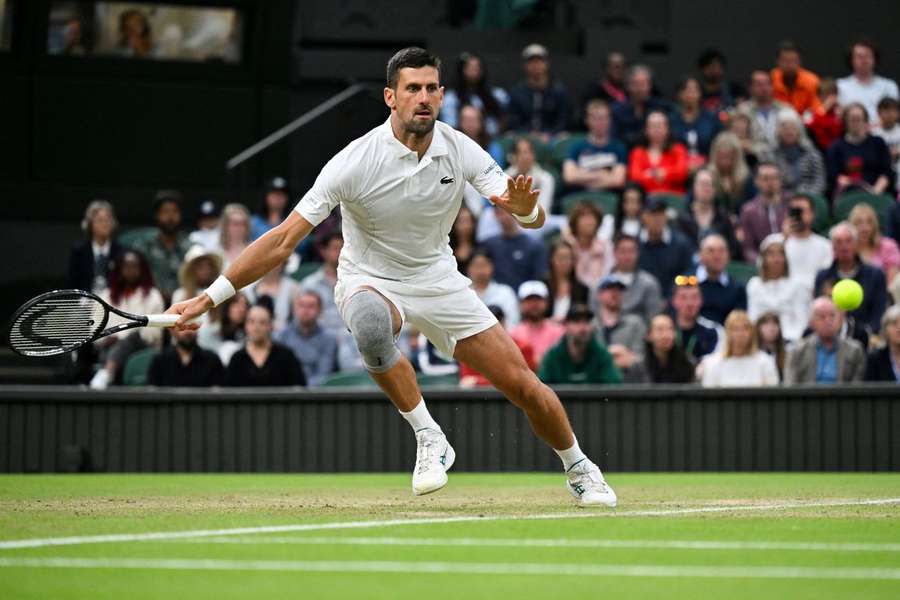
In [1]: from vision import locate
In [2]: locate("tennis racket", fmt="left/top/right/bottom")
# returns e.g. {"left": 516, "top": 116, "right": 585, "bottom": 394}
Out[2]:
{"left": 8, "top": 289, "right": 190, "bottom": 357}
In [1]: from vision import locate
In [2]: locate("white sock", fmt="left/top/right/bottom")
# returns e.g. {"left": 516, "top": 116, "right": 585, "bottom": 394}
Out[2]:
{"left": 555, "top": 438, "right": 587, "bottom": 471}
{"left": 400, "top": 398, "right": 442, "bottom": 433}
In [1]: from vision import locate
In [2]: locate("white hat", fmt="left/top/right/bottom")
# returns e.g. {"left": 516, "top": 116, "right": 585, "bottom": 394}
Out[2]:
{"left": 178, "top": 245, "right": 224, "bottom": 291}
{"left": 518, "top": 280, "right": 549, "bottom": 300}
{"left": 522, "top": 44, "right": 549, "bottom": 60}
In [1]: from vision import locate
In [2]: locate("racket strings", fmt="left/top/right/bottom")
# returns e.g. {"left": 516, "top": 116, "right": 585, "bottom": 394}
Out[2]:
{"left": 9, "top": 296, "right": 107, "bottom": 356}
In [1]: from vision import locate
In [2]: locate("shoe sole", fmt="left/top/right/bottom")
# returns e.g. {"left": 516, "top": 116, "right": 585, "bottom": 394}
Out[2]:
{"left": 412, "top": 444, "right": 456, "bottom": 496}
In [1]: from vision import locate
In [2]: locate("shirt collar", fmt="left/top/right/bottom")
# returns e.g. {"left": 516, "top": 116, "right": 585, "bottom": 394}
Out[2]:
{"left": 381, "top": 117, "right": 448, "bottom": 160}
{"left": 639, "top": 226, "right": 671, "bottom": 244}
{"left": 696, "top": 264, "right": 729, "bottom": 285}
{"left": 92, "top": 240, "right": 111, "bottom": 256}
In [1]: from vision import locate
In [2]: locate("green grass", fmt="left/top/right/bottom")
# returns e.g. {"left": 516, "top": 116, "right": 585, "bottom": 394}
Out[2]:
{"left": 1, "top": 473, "right": 899, "bottom": 599}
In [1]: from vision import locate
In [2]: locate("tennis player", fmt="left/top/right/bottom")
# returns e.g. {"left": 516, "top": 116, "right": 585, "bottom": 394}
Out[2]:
{"left": 167, "top": 47, "right": 616, "bottom": 507}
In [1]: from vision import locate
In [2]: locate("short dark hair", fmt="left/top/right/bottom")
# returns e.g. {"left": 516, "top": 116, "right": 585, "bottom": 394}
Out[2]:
{"left": 755, "top": 161, "right": 780, "bottom": 176}
{"left": 697, "top": 48, "right": 725, "bottom": 69}
{"left": 386, "top": 47, "right": 441, "bottom": 89}
{"left": 877, "top": 97, "right": 899, "bottom": 112}
{"left": 613, "top": 233, "right": 639, "bottom": 249}
{"left": 777, "top": 40, "right": 800, "bottom": 57}
{"left": 847, "top": 37, "right": 880, "bottom": 69}
{"left": 153, "top": 189, "right": 182, "bottom": 212}
{"left": 789, "top": 193, "right": 815, "bottom": 214}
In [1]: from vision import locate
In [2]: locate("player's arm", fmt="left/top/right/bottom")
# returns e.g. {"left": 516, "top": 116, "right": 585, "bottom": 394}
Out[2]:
{"left": 490, "top": 174, "right": 545, "bottom": 230}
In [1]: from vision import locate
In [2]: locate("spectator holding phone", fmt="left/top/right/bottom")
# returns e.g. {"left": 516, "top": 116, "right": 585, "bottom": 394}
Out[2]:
{"left": 782, "top": 193, "right": 833, "bottom": 291}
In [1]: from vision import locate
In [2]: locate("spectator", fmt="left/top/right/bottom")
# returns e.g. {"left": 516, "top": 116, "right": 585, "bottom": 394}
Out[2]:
{"left": 483, "top": 207, "right": 548, "bottom": 290}
{"left": 814, "top": 222, "right": 887, "bottom": 334}
{"left": 746, "top": 234, "right": 811, "bottom": 341}
{"left": 725, "top": 112, "right": 762, "bottom": 171}
{"left": 600, "top": 182, "right": 644, "bottom": 241}
{"left": 669, "top": 76, "right": 722, "bottom": 166}
{"left": 865, "top": 305, "right": 900, "bottom": 382}
{"left": 66, "top": 199, "right": 123, "bottom": 294}
{"left": 440, "top": 52, "right": 508, "bottom": 137}
{"left": 509, "top": 280, "right": 564, "bottom": 365}
{"left": 609, "top": 234, "right": 665, "bottom": 323}
{"left": 700, "top": 310, "right": 779, "bottom": 387}
{"left": 225, "top": 304, "right": 306, "bottom": 387}
{"left": 188, "top": 200, "right": 221, "bottom": 251}
{"left": 580, "top": 51, "right": 628, "bottom": 111}
{"left": 638, "top": 198, "right": 694, "bottom": 298}
{"left": 562, "top": 100, "right": 627, "bottom": 193}
{"left": 300, "top": 231, "right": 344, "bottom": 336}
{"left": 671, "top": 277, "right": 723, "bottom": 362}
{"left": 593, "top": 276, "right": 646, "bottom": 379}
{"left": 736, "top": 70, "right": 796, "bottom": 155}
{"left": 782, "top": 193, "right": 833, "bottom": 291}
{"left": 538, "top": 304, "right": 622, "bottom": 385}
{"left": 250, "top": 177, "right": 290, "bottom": 241}
{"left": 450, "top": 205, "right": 478, "bottom": 275}
{"left": 468, "top": 249, "right": 520, "bottom": 328}
{"left": 612, "top": 65, "right": 672, "bottom": 148}
{"left": 117, "top": 9, "right": 153, "bottom": 58}
{"left": 89, "top": 250, "right": 165, "bottom": 389}
{"left": 697, "top": 48, "right": 747, "bottom": 113}
{"left": 129, "top": 190, "right": 191, "bottom": 302}
{"left": 505, "top": 137, "right": 555, "bottom": 215}
{"left": 562, "top": 201, "right": 613, "bottom": 291}
{"left": 630, "top": 313, "right": 696, "bottom": 384}
{"left": 837, "top": 39, "right": 899, "bottom": 127}
{"left": 756, "top": 312, "right": 788, "bottom": 381}
{"left": 217, "top": 203, "right": 252, "bottom": 269}
{"left": 770, "top": 40, "right": 822, "bottom": 116}
{"left": 507, "top": 44, "right": 570, "bottom": 137}
{"left": 544, "top": 241, "right": 589, "bottom": 323}
{"left": 459, "top": 305, "right": 536, "bottom": 387}
{"left": 694, "top": 233, "right": 747, "bottom": 325}
{"left": 849, "top": 203, "right": 900, "bottom": 286}
{"left": 245, "top": 260, "right": 301, "bottom": 331}
{"left": 739, "top": 162, "right": 787, "bottom": 263}
{"left": 872, "top": 97, "right": 900, "bottom": 175}
{"left": 458, "top": 104, "right": 505, "bottom": 166}
{"left": 784, "top": 297, "right": 866, "bottom": 384}
{"left": 171, "top": 245, "right": 222, "bottom": 305}
{"left": 147, "top": 327, "right": 224, "bottom": 387}
{"left": 275, "top": 290, "right": 338, "bottom": 387}
{"left": 197, "top": 291, "right": 248, "bottom": 366}
{"left": 807, "top": 78, "right": 844, "bottom": 152}
{"left": 627, "top": 111, "right": 689, "bottom": 194}
{"left": 827, "top": 103, "right": 894, "bottom": 198}
{"left": 677, "top": 168, "right": 742, "bottom": 259}
{"left": 708, "top": 131, "right": 754, "bottom": 212}
{"left": 772, "top": 109, "right": 826, "bottom": 196}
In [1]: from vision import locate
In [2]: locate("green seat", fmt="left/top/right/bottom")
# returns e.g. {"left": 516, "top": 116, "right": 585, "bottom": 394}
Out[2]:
{"left": 726, "top": 261, "right": 757, "bottom": 285}
{"left": 833, "top": 192, "right": 894, "bottom": 227}
{"left": 806, "top": 193, "right": 832, "bottom": 234}
{"left": 648, "top": 193, "right": 688, "bottom": 215}
{"left": 561, "top": 191, "right": 619, "bottom": 217}
{"left": 550, "top": 133, "right": 587, "bottom": 167}
{"left": 122, "top": 348, "right": 157, "bottom": 386}
{"left": 117, "top": 227, "right": 157, "bottom": 249}
{"left": 290, "top": 261, "right": 323, "bottom": 284}
{"left": 416, "top": 373, "right": 459, "bottom": 388}
{"left": 498, "top": 134, "right": 552, "bottom": 168}
{"left": 321, "top": 371, "right": 378, "bottom": 388}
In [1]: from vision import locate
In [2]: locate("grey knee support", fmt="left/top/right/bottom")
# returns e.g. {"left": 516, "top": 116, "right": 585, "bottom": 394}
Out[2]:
{"left": 344, "top": 290, "right": 401, "bottom": 374}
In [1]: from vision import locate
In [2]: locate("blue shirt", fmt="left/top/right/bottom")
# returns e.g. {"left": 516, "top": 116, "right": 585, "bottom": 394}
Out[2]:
{"left": 274, "top": 323, "right": 339, "bottom": 387}
{"left": 567, "top": 139, "right": 628, "bottom": 170}
{"left": 483, "top": 233, "right": 549, "bottom": 291}
{"left": 815, "top": 341, "right": 838, "bottom": 383}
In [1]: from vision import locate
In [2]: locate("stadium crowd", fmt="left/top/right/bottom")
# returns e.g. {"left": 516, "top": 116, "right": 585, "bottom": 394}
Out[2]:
{"left": 69, "top": 39, "right": 900, "bottom": 388}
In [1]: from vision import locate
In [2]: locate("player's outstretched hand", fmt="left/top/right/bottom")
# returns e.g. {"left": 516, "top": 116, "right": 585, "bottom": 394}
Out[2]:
{"left": 490, "top": 174, "right": 540, "bottom": 218}
{"left": 165, "top": 294, "right": 212, "bottom": 331}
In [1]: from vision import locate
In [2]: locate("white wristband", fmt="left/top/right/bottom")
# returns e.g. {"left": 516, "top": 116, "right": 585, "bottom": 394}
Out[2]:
{"left": 205, "top": 275, "right": 236, "bottom": 307}
{"left": 513, "top": 203, "right": 540, "bottom": 225}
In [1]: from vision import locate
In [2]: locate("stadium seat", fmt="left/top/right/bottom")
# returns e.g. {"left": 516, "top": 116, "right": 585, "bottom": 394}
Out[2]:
{"left": 498, "top": 134, "right": 552, "bottom": 167}
{"left": 725, "top": 261, "right": 757, "bottom": 285}
{"left": 833, "top": 192, "right": 894, "bottom": 227}
{"left": 807, "top": 193, "right": 832, "bottom": 234}
{"left": 550, "top": 133, "right": 587, "bottom": 167}
{"left": 647, "top": 193, "right": 688, "bottom": 215}
{"left": 561, "top": 191, "right": 619, "bottom": 216}
{"left": 321, "top": 371, "right": 378, "bottom": 387}
{"left": 416, "top": 372, "right": 459, "bottom": 388}
{"left": 122, "top": 348, "right": 158, "bottom": 386}
{"left": 117, "top": 227, "right": 158, "bottom": 249}
{"left": 289, "top": 261, "right": 322, "bottom": 283}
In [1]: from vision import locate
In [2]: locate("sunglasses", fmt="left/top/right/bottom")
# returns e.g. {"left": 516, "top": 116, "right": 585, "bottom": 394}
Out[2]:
{"left": 674, "top": 275, "right": 699, "bottom": 287}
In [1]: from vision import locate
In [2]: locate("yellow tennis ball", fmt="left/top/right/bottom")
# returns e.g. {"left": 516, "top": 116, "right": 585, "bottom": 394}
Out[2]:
{"left": 832, "top": 279, "right": 863, "bottom": 311}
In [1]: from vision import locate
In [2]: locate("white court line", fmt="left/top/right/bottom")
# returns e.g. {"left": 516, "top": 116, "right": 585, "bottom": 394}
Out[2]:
{"left": 1, "top": 557, "right": 900, "bottom": 580}
{"left": 1, "top": 497, "right": 898, "bottom": 550}
{"left": 180, "top": 535, "right": 900, "bottom": 553}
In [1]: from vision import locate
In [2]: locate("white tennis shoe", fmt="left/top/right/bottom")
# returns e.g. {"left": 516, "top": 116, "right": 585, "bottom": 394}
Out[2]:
{"left": 411, "top": 428, "right": 455, "bottom": 496}
{"left": 566, "top": 459, "right": 617, "bottom": 507}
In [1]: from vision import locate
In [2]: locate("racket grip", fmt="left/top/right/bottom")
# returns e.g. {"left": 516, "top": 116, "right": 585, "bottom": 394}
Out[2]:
{"left": 145, "top": 314, "right": 200, "bottom": 328}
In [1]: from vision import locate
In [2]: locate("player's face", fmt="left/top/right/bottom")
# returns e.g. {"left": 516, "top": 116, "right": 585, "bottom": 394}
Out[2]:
{"left": 385, "top": 66, "right": 443, "bottom": 136}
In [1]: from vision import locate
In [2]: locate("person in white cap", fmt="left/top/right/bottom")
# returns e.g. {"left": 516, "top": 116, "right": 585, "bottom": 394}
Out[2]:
{"left": 507, "top": 43, "right": 571, "bottom": 137}
{"left": 509, "top": 280, "right": 564, "bottom": 364}
{"left": 167, "top": 47, "right": 617, "bottom": 507}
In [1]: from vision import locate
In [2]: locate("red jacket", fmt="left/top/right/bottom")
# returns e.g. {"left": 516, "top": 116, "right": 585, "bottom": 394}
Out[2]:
{"left": 628, "top": 143, "right": 689, "bottom": 194}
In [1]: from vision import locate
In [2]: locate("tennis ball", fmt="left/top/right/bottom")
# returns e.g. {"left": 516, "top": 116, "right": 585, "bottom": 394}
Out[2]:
{"left": 832, "top": 279, "right": 863, "bottom": 311}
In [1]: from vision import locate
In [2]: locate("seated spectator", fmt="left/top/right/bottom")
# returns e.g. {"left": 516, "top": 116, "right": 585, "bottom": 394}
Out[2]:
{"left": 694, "top": 234, "right": 747, "bottom": 325}
{"left": 697, "top": 48, "right": 747, "bottom": 113}
{"left": 458, "top": 104, "right": 504, "bottom": 166}
{"left": 630, "top": 313, "right": 696, "bottom": 384}
{"left": 669, "top": 76, "right": 722, "bottom": 167}
{"left": 708, "top": 131, "right": 754, "bottom": 212}
{"left": 772, "top": 109, "right": 826, "bottom": 196}
{"left": 171, "top": 244, "right": 222, "bottom": 304}
{"left": 562, "top": 201, "right": 613, "bottom": 291}
{"left": 756, "top": 312, "right": 788, "bottom": 381}
{"left": 865, "top": 305, "right": 900, "bottom": 381}
{"left": 198, "top": 291, "right": 248, "bottom": 366}
{"left": 677, "top": 168, "right": 741, "bottom": 259}
{"left": 300, "top": 231, "right": 344, "bottom": 336}
{"left": 250, "top": 177, "right": 289, "bottom": 241}
{"left": 274, "top": 290, "right": 338, "bottom": 387}
{"left": 89, "top": 250, "right": 165, "bottom": 389}
{"left": 609, "top": 234, "right": 664, "bottom": 323}
{"left": 148, "top": 327, "right": 224, "bottom": 387}
{"left": 736, "top": 70, "right": 796, "bottom": 156}
{"left": 593, "top": 276, "right": 646, "bottom": 379}
{"left": 725, "top": 112, "right": 762, "bottom": 171}
{"left": 128, "top": 190, "right": 192, "bottom": 302}
{"left": 849, "top": 203, "right": 900, "bottom": 286}
{"left": 638, "top": 198, "right": 694, "bottom": 298}
{"left": 746, "top": 234, "right": 811, "bottom": 341}
{"left": 785, "top": 297, "right": 866, "bottom": 384}
{"left": 562, "top": 100, "right": 627, "bottom": 193}
{"left": 544, "top": 241, "right": 589, "bottom": 323}
{"left": 612, "top": 65, "right": 672, "bottom": 148}
{"left": 507, "top": 44, "right": 570, "bottom": 137}
{"left": 483, "top": 207, "right": 548, "bottom": 290}
{"left": 507, "top": 137, "right": 555, "bottom": 213}
{"left": 580, "top": 51, "right": 627, "bottom": 112}
{"left": 599, "top": 182, "right": 644, "bottom": 241}
{"left": 245, "top": 260, "right": 301, "bottom": 331}
{"left": 538, "top": 304, "right": 622, "bottom": 385}
{"left": 188, "top": 200, "right": 221, "bottom": 251}
{"left": 700, "top": 310, "right": 779, "bottom": 387}
{"left": 216, "top": 203, "right": 252, "bottom": 269}
{"left": 872, "top": 97, "right": 900, "bottom": 175}
{"left": 814, "top": 222, "right": 887, "bottom": 334}
{"left": 671, "top": 277, "right": 723, "bottom": 362}
{"left": 827, "top": 103, "right": 893, "bottom": 198}
{"left": 807, "top": 78, "right": 843, "bottom": 152}
{"left": 225, "top": 303, "right": 306, "bottom": 387}
{"left": 468, "top": 249, "right": 520, "bottom": 327}
{"left": 66, "top": 199, "right": 123, "bottom": 294}
{"left": 509, "top": 280, "right": 564, "bottom": 365}
{"left": 450, "top": 205, "right": 478, "bottom": 275}
{"left": 440, "top": 52, "right": 508, "bottom": 137}
{"left": 782, "top": 193, "right": 833, "bottom": 291}
{"left": 837, "top": 38, "right": 899, "bottom": 127}
{"left": 770, "top": 40, "right": 822, "bottom": 116}
{"left": 459, "top": 305, "right": 535, "bottom": 387}
{"left": 627, "top": 110, "right": 689, "bottom": 194}
{"left": 739, "top": 162, "right": 787, "bottom": 263}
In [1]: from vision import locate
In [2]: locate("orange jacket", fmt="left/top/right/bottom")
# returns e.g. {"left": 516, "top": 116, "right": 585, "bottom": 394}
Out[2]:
{"left": 771, "top": 67, "right": 822, "bottom": 115}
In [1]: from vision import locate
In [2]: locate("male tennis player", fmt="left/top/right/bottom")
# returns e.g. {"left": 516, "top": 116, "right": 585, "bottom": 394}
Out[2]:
{"left": 168, "top": 47, "right": 616, "bottom": 507}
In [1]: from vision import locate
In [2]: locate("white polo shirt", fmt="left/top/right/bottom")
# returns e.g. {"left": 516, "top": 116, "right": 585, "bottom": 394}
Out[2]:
{"left": 295, "top": 118, "right": 508, "bottom": 285}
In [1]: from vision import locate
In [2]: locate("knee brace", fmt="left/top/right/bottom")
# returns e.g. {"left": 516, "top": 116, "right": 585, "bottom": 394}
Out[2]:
{"left": 344, "top": 290, "right": 401, "bottom": 374}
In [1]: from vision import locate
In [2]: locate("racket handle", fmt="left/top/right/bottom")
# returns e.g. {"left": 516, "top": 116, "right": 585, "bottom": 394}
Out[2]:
{"left": 145, "top": 314, "right": 200, "bottom": 328}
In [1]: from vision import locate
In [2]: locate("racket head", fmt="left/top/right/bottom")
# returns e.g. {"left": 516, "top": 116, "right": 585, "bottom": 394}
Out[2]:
{"left": 7, "top": 289, "right": 110, "bottom": 357}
